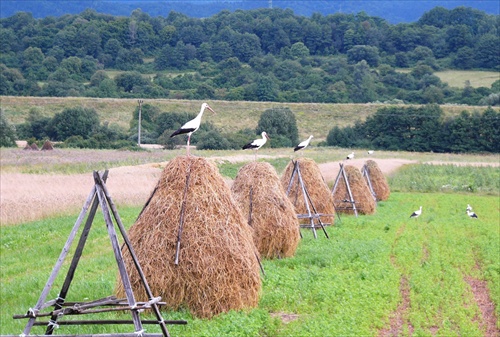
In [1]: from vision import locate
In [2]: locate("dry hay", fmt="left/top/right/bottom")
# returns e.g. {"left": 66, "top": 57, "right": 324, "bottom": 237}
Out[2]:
{"left": 333, "top": 165, "right": 376, "bottom": 215}
{"left": 117, "top": 156, "right": 261, "bottom": 319}
{"left": 280, "top": 158, "right": 335, "bottom": 225}
{"left": 364, "top": 160, "right": 390, "bottom": 201}
{"left": 41, "top": 140, "right": 54, "bottom": 151}
{"left": 231, "top": 162, "right": 300, "bottom": 259}
{"left": 30, "top": 143, "right": 39, "bottom": 151}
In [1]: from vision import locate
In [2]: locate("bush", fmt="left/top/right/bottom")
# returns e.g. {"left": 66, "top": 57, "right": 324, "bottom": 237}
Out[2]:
{"left": 256, "top": 107, "right": 299, "bottom": 147}
{"left": 0, "top": 111, "right": 17, "bottom": 147}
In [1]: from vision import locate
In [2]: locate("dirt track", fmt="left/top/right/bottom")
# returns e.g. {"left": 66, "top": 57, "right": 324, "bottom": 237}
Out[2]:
{"left": 1, "top": 157, "right": 498, "bottom": 226}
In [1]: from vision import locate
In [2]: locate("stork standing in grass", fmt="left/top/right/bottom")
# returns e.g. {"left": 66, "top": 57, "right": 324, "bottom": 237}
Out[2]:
{"left": 243, "top": 131, "right": 270, "bottom": 160}
{"left": 467, "top": 210, "right": 478, "bottom": 219}
{"left": 346, "top": 152, "right": 355, "bottom": 160}
{"left": 409, "top": 206, "right": 422, "bottom": 219}
{"left": 294, "top": 135, "right": 313, "bottom": 153}
{"left": 170, "top": 102, "right": 216, "bottom": 156}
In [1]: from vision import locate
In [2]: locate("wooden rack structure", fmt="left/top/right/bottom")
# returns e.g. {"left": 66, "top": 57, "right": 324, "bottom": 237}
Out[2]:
{"left": 331, "top": 163, "right": 358, "bottom": 217}
{"left": 3, "top": 170, "right": 186, "bottom": 337}
{"left": 361, "top": 163, "right": 378, "bottom": 202}
{"left": 285, "top": 160, "right": 331, "bottom": 239}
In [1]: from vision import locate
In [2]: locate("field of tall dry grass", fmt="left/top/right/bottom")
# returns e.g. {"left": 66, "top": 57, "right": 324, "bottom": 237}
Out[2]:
{"left": 1, "top": 147, "right": 498, "bottom": 226}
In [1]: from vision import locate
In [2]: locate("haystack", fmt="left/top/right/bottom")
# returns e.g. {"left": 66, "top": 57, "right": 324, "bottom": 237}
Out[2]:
{"left": 30, "top": 143, "right": 39, "bottom": 150}
{"left": 364, "top": 160, "right": 390, "bottom": 201}
{"left": 41, "top": 140, "right": 54, "bottom": 151}
{"left": 118, "top": 156, "right": 261, "bottom": 319}
{"left": 23, "top": 143, "right": 32, "bottom": 150}
{"left": 231, "top": 162, "right": 300, "bottom": 259}
{"left": 333, "top": 165, "right": 376, "bottom": 215}
{"left": 280, "top": 158, "right": 335, "bottom": 225}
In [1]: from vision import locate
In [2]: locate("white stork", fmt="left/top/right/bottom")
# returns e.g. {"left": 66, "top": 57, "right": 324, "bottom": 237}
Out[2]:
{"left": 243, "top": 131, "right": 270, "bottom": 160}
{"left": 346, "top": 152, "right": 355, "bottom": 160}
{"left": 294, "top": 135, "right": 313, "bottom": 152}
{"left": 409, "top": 206, "right": 422, "bottom": 219}
{"left": 170, "top": 102, "right": 216, "bottom": 156}
{"left": 368, "top": 150, "right": 374, "bottom": 155}
{"left": 466, "top": 204, "right": 473, "bottom": 212}
{"left": 467, "top": 210, "right": 478, "bottom": 219}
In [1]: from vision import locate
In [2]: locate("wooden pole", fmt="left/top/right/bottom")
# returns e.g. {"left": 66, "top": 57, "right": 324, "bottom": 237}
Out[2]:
{"left": 45, "top": 171, "right": 109, "bottom": 335}
{"left": 93, "top": 171, "right": 143, "bottom": 334}
{"left": 95, "top": 172, "right": 175, "bottom": 337}
{"left": 341, "top": 164, "right": 358, "bottom": 217}
{"left": 22, "top": 183, "right": 98, "bottom": 336}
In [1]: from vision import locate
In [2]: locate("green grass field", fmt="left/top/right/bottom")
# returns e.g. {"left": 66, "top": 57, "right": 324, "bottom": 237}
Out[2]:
{"left": 1, "top": 161, "right": 499, "bottom": 336}
{"left": 434, "top": 70, "right": 499, "bottom": 89}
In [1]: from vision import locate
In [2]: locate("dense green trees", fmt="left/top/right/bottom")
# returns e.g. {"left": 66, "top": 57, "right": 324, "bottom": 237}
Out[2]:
{"left": 0, "top": 7, "right": 498, "bottom": 104}
{"left": 326, "top": 105, "right": 499, "bottom": 153}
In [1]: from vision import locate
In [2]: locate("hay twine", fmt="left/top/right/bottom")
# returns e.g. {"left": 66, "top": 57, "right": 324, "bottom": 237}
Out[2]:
{"left": 231, "top": 162, "right": 300, "bottom": 259}
{"left": 364, "top": 160, "right": 390, "bottom": 201}
{"left": 280, "top": 158, "right": 335, "bottom": 225}
{"left": 117, "top": 156, "right": 261, "bottom": 319}
{"left": 333, "top": 165, "right": 376, "bottom": 215}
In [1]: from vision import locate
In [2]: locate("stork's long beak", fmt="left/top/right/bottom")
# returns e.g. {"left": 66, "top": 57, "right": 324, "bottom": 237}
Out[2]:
{"left": 265, "top": 133, "right": 270, "bottom": 139}
{"left": 207, "top": 105, "right": 216, "bottom": 114}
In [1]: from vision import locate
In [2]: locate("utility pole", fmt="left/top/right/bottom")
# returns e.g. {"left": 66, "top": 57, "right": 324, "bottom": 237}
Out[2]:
{"left": 137, "top": 99, "right": 143, "bottom": 146}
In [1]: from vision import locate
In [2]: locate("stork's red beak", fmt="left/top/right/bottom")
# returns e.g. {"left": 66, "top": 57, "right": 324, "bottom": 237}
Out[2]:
{"left": 207, "top": 105, "right": 216, "bottom": 114}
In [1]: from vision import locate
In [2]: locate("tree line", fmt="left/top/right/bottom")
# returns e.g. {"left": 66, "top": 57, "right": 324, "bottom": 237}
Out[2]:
{"left": 1, "top": 7, "right": 499, "bottom": 105}
{"left": 2, "top": 104, "right": 498, "bottom": 154}
{"left": 327, "top": 105, "right": 500, "bottom": 153}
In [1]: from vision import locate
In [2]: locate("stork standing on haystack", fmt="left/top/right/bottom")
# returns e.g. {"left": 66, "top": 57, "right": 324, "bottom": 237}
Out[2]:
{"left": 294, "top": 135, "right": 313, "bottom": 154}
{"left": 243, "top": 131, "right": 270, "bottom": 161}
{"left": 170, "top": 103, "right": 216, "bottom": 156}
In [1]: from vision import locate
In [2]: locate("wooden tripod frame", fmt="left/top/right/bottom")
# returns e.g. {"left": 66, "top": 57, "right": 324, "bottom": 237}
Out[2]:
{"left": 285, "top": 160, "right": 330, "bottom": 239}
{"left": 6, "top": 170, "right": 186, "bottom": 337}
{"left": 331, "top": 163, "right": 358, "bottom": 217}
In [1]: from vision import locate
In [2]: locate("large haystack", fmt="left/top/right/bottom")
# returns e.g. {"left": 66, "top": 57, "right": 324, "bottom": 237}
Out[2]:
{"left": 41, "top": 140, "right": 54, "bottom": 151}
{"left": 333, "top": 165, "right": 376, "bottom": 215}
{"left": 364, "top": 160, "right": 390, "bottom": 201}
{"left": 280, "top": 158, "right": 335, "bottom": 225}
{"left": 30, "top": 143, "right": 39, "bottom": 151}
{"left": 118, "top": 156, "right": 261, "bottom": 319}
{"left": 231, "top": 162, "right": 300, "bottom": 259}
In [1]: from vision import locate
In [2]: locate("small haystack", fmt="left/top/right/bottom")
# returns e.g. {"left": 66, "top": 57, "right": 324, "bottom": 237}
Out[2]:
{"left": 363, "top": 160, "right": 390, "bottom": 201}
{"left": 118, "top": 156, "right": 261, "bottom": 319}
{"left": 333, "top": 165, "right": 376, "bottom": 215}
{"left": 280, "top": 158, "right": 335, "bottom": 225}
{"left": 231, "top": 162, "right": 300, "bottom": 259}
{"left": 30, "top": 143, "right": 39, "bottom": 151}
{"left": 41, "top": 140, "right": 54, "bottom": 151}
{"left": 23, "top": 143, "right": 32, "bottom": 150}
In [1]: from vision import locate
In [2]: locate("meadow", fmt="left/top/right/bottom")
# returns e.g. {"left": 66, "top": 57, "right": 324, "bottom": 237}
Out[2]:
{"left": 2, "top": 96, "right": 499, "bottom": 142}
{"left": 0, "top": 150, "right": 499, "bottom": 337}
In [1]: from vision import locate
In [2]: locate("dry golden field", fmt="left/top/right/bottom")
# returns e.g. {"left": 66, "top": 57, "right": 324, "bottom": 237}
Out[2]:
{"left": 1, "top": 147, "right": 499, "bottom": 226}
{"left": 2, "top": 96, "right": 499, "bottom": 142}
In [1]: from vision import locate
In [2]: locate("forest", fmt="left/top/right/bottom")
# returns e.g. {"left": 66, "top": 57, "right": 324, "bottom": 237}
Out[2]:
{"left": 1, "top": 6, "right": 499, "bottom": 153}
{"left": 1, "top": 6, "right": 499, "bottom": 105}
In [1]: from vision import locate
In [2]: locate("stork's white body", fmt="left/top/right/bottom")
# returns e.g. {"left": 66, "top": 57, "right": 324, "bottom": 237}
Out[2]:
{"left": 170, "top": 103, "right": 215, "bottom": 155}
{"left": 243, "top": 131, "right": 270, "bottom": 160}
{"left": 467, "top": 210, "right": 478, "bottom": 219}
{"left": 346, "top": 152, "right": 355, "bottom": 160}
{"left": 410, "top": 206, "right": 422, "bottom": 219}
{"left": 294, "top": 135, "right": 313, "bottom": 152}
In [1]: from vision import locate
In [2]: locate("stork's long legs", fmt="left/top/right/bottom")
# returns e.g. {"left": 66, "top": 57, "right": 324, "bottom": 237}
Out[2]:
{"left": 187, "top": 134, "right": 191, "bottom": 156}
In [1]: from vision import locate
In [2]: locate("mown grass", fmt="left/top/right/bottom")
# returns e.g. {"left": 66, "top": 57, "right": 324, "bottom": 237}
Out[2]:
{"left": 1, "top": 190, "right": 498, "bottom": 336}
{"left": 389, "top": 163, "right": 500, "bottom": 195}
{"left": 434, "top": 70, "right": 500, "bottom": 88}
{"left": 2, "top": 96, "right": 499, "bottom": 142}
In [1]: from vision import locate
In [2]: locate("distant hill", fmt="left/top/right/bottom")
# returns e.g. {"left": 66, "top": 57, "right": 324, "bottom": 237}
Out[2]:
{"left": 1, "top": 0, "right": 499, "bottom": 23}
